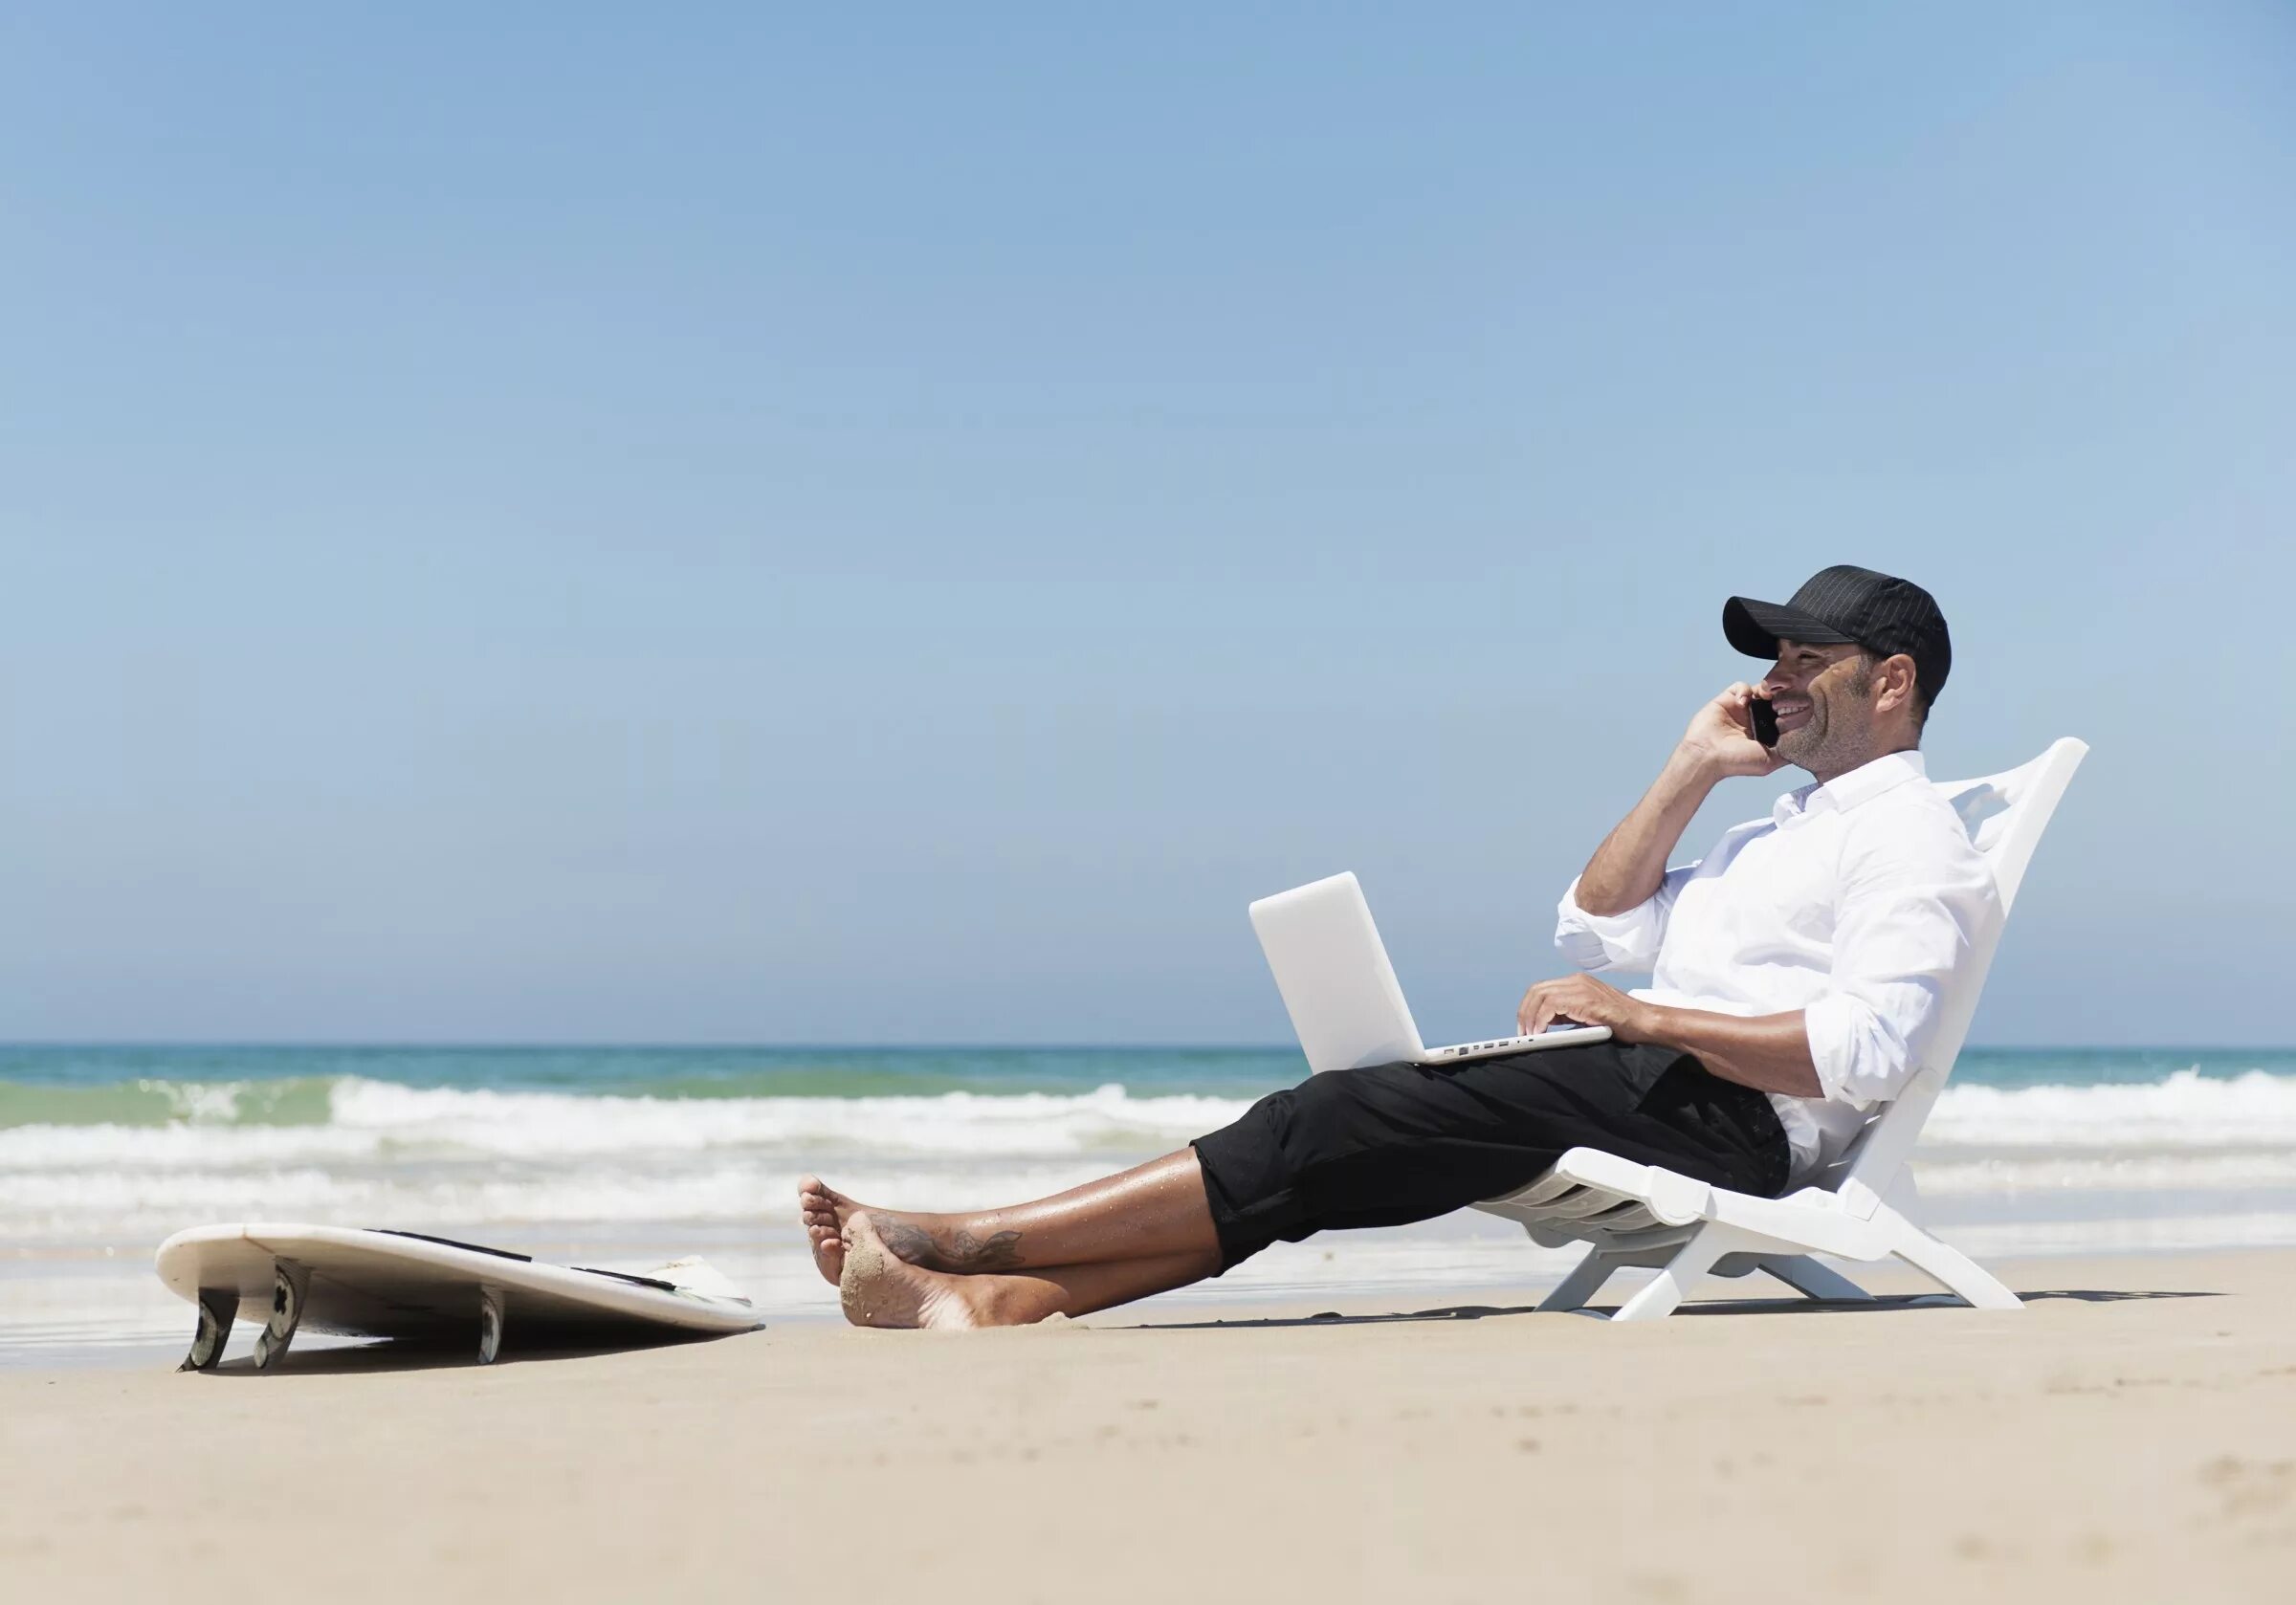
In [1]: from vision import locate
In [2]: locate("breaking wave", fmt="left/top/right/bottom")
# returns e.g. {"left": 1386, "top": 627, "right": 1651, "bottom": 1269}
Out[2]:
{"left": 6, "top": 1067, "right": 2294, "bottom": 1245}
{"left": 7, "top": 1068, "right": 2296, "bottom": 1167}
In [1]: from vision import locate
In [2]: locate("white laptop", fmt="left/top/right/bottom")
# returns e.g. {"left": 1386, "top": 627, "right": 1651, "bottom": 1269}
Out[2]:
{"left": 1249, "top": 871, "right": 1613, "bottom": 1074}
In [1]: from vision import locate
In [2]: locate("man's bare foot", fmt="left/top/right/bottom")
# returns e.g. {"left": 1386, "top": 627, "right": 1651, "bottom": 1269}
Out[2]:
{"left": 797, "top": 1176, "right": 1028, "bottom": 1286}
{"left": 797, "top": 1176, "right": 864, "bottom": 1285}
{"left": 839, "top": 1213, "right": 991, "bottom": 1330}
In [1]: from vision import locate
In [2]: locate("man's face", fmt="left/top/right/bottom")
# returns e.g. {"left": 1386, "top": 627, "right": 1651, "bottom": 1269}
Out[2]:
{"left": 1759, "top": 639, "right": 1876, "bottom": 770}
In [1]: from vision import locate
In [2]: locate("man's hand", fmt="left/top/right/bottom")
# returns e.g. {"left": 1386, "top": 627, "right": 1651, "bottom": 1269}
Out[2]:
{"left": 1516, "top": 974, "right": 1657, "bottom": 1040}
{"left": 1680, "top": 682, "right": 1789, "bottom": 780}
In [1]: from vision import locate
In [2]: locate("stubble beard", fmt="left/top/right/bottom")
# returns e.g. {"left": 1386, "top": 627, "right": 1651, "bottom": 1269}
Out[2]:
{"left": 1774, "top": 703, "right": 1822, "bottom": 772}
{"left": 1778, "top": 684, "right": 1880, "bottom": 780}
{"left": 1777, "top": 696, "right": 1861, "bottom": 778}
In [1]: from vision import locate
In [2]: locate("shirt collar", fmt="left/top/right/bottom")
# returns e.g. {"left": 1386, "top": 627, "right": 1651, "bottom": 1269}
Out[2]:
{"left": 1773, "top": 749, "right": 1928, "bottom": 826}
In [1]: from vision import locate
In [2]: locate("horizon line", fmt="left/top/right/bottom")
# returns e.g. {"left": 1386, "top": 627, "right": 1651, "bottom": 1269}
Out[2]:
{"left": 2, "top": 1039, "right": 2288, "bottom": 1055}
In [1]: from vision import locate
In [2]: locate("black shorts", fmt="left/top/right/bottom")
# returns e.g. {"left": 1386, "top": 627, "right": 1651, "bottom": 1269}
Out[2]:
{"left": 1188, "top": 1040, "right": 1791, "bottom": 1272}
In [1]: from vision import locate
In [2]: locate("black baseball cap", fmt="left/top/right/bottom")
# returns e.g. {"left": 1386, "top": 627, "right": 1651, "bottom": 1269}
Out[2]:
{"left": 1722, "top": 565, "right": 1952, "bottom": 703}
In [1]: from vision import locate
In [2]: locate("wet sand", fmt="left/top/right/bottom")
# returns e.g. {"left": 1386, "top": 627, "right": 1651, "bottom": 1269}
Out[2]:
{"left": 3, "top": 1248, "right": 2291, "bottom": 1603}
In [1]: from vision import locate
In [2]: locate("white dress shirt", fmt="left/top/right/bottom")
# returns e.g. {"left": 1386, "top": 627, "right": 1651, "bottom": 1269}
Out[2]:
{"left": 1553, "top": 750, "right": 2000, "bottom": 1188}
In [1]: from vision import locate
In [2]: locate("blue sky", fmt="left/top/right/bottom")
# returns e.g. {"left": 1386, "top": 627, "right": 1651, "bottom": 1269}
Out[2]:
{"left": 2, "top": 4, "right": 2290, "bottom": 1045}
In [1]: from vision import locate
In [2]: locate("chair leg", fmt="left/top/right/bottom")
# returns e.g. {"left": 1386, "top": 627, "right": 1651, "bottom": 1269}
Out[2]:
{"left": 1758, "top": 1255, "right": 1875, "bottom": 1304}
{"left": 1890, "top": 1224, "right": 2023, "bottom": 1311}
{"left": 1610, "top": 1224, "right": 1735, "bottom": 1323}
{"left": 1537, "top": 1248, "right": 1617, "bottom": 1313}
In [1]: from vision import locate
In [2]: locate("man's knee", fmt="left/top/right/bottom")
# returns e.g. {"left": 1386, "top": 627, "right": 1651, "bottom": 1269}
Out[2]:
{"left": 1282, "top": 1061, "right": 1428, "bottom": 1149}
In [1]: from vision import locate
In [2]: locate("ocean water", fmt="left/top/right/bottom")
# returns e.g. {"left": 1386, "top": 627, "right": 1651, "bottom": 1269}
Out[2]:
{"left": 6, "top": 1044, "right": 2294, "bottom": 1366}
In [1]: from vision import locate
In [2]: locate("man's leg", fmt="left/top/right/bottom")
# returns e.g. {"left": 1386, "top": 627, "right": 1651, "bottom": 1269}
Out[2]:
{"left": 814, "top": 1042, "right": 1787, "bottom": 1327}
{"left": 817, "top": 1051, "right": 1610, "bottom": 1329}
{"left": 795, "top": 1045, "right": 1614, "bottom": 1285}
{"left": 799, "top": 1151, "right": 1221, "bottom": 1285}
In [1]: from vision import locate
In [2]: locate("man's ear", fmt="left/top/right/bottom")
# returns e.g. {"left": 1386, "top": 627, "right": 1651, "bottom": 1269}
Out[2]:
{"left": 1878, "top": 652, "right": 1917, "bottom": 715}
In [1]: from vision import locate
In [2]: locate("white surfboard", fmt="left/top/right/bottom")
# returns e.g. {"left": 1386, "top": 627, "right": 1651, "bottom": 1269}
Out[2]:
{"left": 156, "top": 1222, "right": 763, "bottom": 1371}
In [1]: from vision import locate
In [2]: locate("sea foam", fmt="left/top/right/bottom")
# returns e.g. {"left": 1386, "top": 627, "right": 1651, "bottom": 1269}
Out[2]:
{"left": 1922, "top": 1069, "right": 2296, "bottom": 1149}
{"left": 7, "top": 1070, "right": 2295, "bottom": 1246}
{"left": 5, "top": 1069, "right": 2295, "bottom": 1170}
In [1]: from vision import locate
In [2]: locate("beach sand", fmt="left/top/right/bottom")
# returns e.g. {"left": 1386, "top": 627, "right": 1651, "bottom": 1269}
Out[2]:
{"left": 4, "top": 1249, "right": 2291, "bottom": 1603}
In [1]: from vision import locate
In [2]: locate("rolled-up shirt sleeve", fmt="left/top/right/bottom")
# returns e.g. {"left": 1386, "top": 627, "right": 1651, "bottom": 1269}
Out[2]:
{"left": 1555, "top": 865, "right": 1695, "bottom": 975}
{"left": 1803, "top": 824, "right": 2001, "bottom": 1109}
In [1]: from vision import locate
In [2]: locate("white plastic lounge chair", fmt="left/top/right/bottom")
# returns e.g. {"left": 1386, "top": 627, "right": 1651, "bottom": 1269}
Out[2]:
{"left": 1473, "top": 737, "right": 2087, "bottom": 1321}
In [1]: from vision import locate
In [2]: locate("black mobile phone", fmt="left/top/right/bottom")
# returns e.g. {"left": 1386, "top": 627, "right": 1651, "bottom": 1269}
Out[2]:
{"left": 1749, "top": 695, "right": 1779, "bottom": 748}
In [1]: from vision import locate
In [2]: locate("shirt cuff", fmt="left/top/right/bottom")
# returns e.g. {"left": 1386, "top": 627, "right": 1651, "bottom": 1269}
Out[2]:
{"left": 1802, "top": 991, "right": 1880, "bottom": 1109}
{"left": 1555, "top": 874, "right": 1665, "bottom": 972}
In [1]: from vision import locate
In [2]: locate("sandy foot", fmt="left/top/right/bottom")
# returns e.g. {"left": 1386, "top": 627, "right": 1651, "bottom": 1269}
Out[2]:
{"left": 838, "top": 1213, "right": 984, "bottom": 1330}
{"left": 799, "top": 1176, "right": 977, "bottom": 1286}
{"left": 796, "top": 1176, "right": 858, "bottom": 1285}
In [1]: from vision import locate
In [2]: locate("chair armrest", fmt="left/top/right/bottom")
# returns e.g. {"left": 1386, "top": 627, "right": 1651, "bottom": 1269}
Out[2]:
{"left": 1552, "top": 1148, "right": 1714, "bottom": 1226}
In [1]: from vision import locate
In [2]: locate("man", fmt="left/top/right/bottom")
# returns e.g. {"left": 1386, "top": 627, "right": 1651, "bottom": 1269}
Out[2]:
{"left": 800, "top": 565, "right": 1999, "bottom": 1329}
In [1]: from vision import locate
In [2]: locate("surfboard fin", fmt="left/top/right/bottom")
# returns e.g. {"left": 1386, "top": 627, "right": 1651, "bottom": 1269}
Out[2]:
{"left": 477, "top": 1286, "right": 505, "bottom": 1365}
{"left": 253, "top": 1261, "right": 310, "bottom": 1371}
{"left": 180, "top": 1288, "right": 236, "bottom": 1372}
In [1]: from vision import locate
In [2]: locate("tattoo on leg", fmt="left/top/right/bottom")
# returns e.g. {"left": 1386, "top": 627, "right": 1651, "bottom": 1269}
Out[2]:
{"left": 866, "top": 1218, "right": 1026, "bottom": 1272}
{"left": 944, "top": 1228, "right": 1025, "bottom": 1270}
{"left": 875, "top": 1220, "right": 938, "bottom": 1267}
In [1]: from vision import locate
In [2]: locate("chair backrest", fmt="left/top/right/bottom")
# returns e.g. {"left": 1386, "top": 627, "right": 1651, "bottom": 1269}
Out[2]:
{"left": 1825, "top": 737, "right": 2088, "bottom": 1218}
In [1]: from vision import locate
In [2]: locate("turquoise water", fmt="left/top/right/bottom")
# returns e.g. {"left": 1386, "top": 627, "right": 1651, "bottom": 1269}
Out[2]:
{"left": 5, "top": 1043, "right": 2295, "bottom": 1364}
{"left": 6, "top": 1042, "right": 2289, "bottom": 1123}
{"left": 0, "top": 1044, "right": 1307, "bottom": 1123}
{"left": 8, "top": 1038, "right": 2292, "bottom": 1248}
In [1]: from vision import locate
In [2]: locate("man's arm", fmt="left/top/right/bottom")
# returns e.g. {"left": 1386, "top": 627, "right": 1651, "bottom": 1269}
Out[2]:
{"left": 1524, "top": 806, "right": 2003, "bottom": 1103}
{"left": 1623, "top": 817, "right": 1998, "bottom": 1103}
{"left": 1575, "top": 683, "right": 1783, "bottom": 915}
{"left": 1515, "top": 975, "right": 1822, "bottom": 1097}
{"left": 1633, "top": 1004, "right": 1821, "bottom": 1097}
